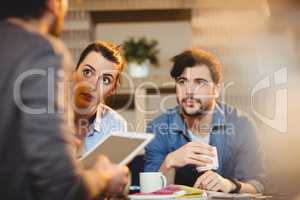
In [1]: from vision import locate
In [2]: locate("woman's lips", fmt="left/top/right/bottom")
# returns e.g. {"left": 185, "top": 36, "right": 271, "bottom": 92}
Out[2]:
{"left": 80, "top": 92, "right": 95, "bottom": 102}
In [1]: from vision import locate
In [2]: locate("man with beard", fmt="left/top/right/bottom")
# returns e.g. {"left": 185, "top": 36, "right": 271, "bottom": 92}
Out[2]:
{"left": 0, "top": 1, "right": 128, "bottom": 200}
{"left": 144, "top": 49, "right": 265, "bottom": 194}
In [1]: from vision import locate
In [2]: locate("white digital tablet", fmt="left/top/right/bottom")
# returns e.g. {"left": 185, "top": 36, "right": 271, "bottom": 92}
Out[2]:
{"left": 79, "top": 132, "right": 154, "bottom": 169}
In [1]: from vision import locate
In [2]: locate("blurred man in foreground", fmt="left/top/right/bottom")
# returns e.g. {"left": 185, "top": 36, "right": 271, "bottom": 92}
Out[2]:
{"left": 0, "top": 0, "right": 128, "bottom": 199}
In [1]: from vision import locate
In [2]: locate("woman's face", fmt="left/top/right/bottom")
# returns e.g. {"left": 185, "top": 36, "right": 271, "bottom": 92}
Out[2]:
{"left": 73, "top": 51, "right": 120, "bottom": 113}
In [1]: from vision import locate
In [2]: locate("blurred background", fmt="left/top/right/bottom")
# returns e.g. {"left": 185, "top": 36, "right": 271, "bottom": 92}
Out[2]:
{"left": 61, "top": 0, "right": 300, "bottom": 199}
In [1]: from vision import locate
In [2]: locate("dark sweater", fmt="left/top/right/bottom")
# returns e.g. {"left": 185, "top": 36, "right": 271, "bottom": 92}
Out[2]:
{"left": 0, "top": 20, "right": 88, "bottom": 200}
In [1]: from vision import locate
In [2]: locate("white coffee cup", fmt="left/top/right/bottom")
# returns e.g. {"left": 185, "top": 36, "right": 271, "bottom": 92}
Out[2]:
{"left": 139, "top": 172, "right": 167, "bottom": 193}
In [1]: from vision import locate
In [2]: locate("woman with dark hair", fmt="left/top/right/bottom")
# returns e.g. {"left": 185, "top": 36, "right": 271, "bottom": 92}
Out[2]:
{"left": 72, "top": 40, "right": 127, "bottom": 154}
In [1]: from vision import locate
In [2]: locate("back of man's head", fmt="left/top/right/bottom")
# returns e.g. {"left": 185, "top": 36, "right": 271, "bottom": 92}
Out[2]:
{"left": 0, "top": 0, "right": 48, "bottom": 20}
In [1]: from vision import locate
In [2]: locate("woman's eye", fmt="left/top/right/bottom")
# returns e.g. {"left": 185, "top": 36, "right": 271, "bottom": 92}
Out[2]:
{"left": 82, "top": 68, "right": 93, "bottom": 78}
{"left": 101, "top": 77, "right": 112, "bottom": 85}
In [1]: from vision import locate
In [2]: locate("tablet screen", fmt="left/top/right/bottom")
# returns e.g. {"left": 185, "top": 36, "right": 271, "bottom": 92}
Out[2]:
{"left": 79, "top": 132, "right": 154, "bottom": 169}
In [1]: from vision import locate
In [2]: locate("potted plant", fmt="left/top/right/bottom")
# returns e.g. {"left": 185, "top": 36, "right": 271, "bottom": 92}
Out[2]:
{"left": 123, "top": 37, "right": 159, "bottom": 78}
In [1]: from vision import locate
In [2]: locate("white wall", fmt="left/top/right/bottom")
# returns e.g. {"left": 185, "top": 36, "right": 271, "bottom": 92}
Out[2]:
{"left": 95, "top": 21, "right": 192, "bottom": 76}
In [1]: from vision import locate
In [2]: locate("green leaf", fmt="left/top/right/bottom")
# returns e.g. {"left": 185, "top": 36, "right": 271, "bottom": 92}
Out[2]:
{"left": 122, "top": 36, "right": 160, "bottom": 67}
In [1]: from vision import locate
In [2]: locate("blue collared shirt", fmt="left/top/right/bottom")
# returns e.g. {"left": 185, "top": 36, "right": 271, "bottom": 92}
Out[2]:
{"left": 83, "top": 105, "right": 127, "bottom": 153}
{"left": 144, "top": 102, "right": 266, "bottom": 193}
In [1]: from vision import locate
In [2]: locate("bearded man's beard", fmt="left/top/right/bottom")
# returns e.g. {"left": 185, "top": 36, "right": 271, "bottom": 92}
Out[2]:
{"left": 178, "top": 97, "right": 214, "bottom": 117}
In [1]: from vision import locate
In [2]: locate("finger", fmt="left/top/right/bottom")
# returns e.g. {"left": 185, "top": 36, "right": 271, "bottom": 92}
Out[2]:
{"left": 188, "top": 147, "right": 215, "bottom": 157}
{"left": 201, "top": 171, "right": 216, "bottom": 186}
{"left": 189, "top": 154, "right": 213, "bottom": 164}
{"left": 193, "top": 177, "right": 202, "bottom": 188}
{"left": 97, "top": 155, "right": 110, "bottom": 163}
{"left": 195, "top": 171, "right": 212, "bottom": 187}
{"left": 185, "top": 158, "right": 208, "bottom": 167}
{"left": 123, "top": 176, "right": 129, "bottom": 185}
{"left": 197, "top": 148, "right": 215, "bottom": 157}
{"left": 116, "top": 165, "right": 129, "bottom": 178}
{"left": 95, "top": 155, "right": 112, "bottom": 170}
{"left": 98, "top": 155, "right": 112, "bottom": 167}
{"left": 123, "top": 166, "right": 129, "bottom": 175}
{"left": 198, "top": 171, "right": 215, "bottom": 188}
{"left": 120, "top": 168, "right": 129, "bottom": 183}
{"left": 116, "top": 183, "right": 125, "bottom": 194}
{"left": 206, "top": 177, "right": 219, "bottom": 191}
{"left": 108, "top": 177, "right": 125, "bottom": 195}
{"left": 211, "top": 183, "right": 222, "bottom": 192}
{"left": 116, "top": 177, "right": 128, "bottom": 194}
{"left": 189, "top": 141, "right": 214, "bottom": 151}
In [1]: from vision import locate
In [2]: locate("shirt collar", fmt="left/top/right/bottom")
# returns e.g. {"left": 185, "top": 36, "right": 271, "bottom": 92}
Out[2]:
{"left": 87, "top": 104, "right": 109, "bottom": 135}
{"left": 211, "top": 102, "right": 226, "bottom": 130}
{"left": 94, "top": 104, "right": 110, "bottom": 132}
{"left": 172, "top": 106, "right": 187, "bottom": 133}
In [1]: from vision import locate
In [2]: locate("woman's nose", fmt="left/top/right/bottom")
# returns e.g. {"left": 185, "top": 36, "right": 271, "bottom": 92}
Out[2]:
{"left": 85, "top": 77, "right": 98, "bottom": 91}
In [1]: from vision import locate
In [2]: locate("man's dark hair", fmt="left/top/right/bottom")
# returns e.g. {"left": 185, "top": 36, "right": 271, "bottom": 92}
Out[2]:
{"left": 0, "top": 0, "right": 48, "bottom": 20}
{"left": 76, "top": 41, "right": 125, "bottom": 71}
{"left": 170, "top": 48, "right": 222, "bottom": 84}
